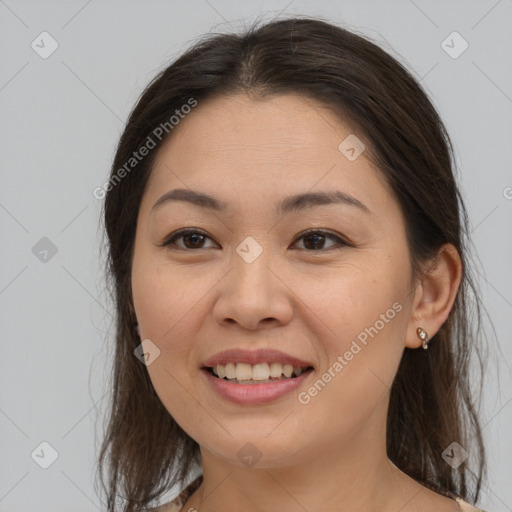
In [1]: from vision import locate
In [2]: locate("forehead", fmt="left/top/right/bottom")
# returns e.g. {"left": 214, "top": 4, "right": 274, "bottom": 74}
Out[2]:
{"left": 143, "top": 93, "right": 396, "bottom": 216}
{"left": 156, "top": 93, "right": 363, "bottom": 166}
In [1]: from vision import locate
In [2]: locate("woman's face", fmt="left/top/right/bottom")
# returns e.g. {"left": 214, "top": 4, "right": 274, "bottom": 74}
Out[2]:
{"left": 131, "top": 93, "right": 421, "bottom": 468}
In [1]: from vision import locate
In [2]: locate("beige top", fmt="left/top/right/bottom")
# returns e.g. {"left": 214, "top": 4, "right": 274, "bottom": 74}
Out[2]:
{"left": 149, "top": 479, "right": 487, "bottom": 512}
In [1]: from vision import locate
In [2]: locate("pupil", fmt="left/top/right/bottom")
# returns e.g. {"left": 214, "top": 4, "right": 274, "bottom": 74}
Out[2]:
{"left": 185, "top": 233, "right": 203, "bottom": 248}
{"left": 305, "top": 234, "right": 324, "bottom": 250}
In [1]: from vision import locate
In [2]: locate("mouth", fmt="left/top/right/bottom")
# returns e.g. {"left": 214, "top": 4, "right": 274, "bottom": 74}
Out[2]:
{"left": 202, "top": 362, "right": 315, "bottom": 385}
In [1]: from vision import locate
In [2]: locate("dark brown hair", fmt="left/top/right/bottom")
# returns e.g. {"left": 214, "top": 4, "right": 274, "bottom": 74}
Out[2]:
{"left": 98, "top": 16, "right": 488, "bottom": 511}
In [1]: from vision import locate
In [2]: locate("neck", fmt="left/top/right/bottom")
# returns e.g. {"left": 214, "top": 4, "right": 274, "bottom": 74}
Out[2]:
{"left": 188, "top": 400, "right": 421, "bottom": 512}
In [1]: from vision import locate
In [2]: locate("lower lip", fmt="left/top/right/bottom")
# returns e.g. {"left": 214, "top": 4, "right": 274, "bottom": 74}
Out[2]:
{"left": 201, "top": 367, "right": 314, "bottom": 405}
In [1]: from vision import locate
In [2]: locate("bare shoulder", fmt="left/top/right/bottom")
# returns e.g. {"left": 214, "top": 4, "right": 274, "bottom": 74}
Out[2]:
{"left": 454, "top": 496, "right": 488, "bottom": 512}
{"left": 145, "top": 498, "right": 183, "bottom": 512}
{"left": 144, "top": 476, "right": 202, "bottom": 512}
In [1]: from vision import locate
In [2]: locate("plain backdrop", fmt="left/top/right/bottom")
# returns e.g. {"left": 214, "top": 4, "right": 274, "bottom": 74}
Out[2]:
{"left": 1, "top": 1, "right": 511, "bottom": 511}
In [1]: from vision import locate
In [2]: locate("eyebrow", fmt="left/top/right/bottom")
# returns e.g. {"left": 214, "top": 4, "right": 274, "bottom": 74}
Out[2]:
{"left": 151, "top": 188, "right": 371, "bottom": 215}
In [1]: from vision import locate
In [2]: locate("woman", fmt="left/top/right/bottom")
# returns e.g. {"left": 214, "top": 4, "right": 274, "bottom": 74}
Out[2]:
{"left": 98, "top": 17, "right": 489, "bottom": 512}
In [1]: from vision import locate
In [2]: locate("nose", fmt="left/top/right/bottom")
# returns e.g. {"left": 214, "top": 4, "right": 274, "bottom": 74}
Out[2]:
{"left": 212, "top": 247, "right": 294, "bottom": 331}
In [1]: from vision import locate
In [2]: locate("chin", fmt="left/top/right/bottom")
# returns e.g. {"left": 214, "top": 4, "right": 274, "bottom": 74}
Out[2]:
{"left": 199, "top": 431, "right": 312, "bottom": 470}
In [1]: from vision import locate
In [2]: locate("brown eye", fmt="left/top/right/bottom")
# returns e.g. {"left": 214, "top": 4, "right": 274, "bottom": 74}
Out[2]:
{"left": 160, "top": 228, "right": 349, "bottom": 252}
{"left": 161, "top": 229, "right": 218, "bottom": 250}
{"left": 292, "top": 230, "right": 349, "bottom": 251}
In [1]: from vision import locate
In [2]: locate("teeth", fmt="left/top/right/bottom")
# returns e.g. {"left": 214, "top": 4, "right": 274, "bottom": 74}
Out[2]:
{"left": 225, "top": 362, "right": 236, "bottom": 379}
{"left": 283, "top": 364, "right": 293, "bottom": 378}
{"left": 235, "top": 363, "right": 252, "bottom": 381}
{"left": 216, "top": 364, "right": 226, "bottom": 379}
{"left": 252, "top": 363, "right": 270, "bottom": 381}
{"left": 210, "top": 362, "right": 309, "bottom": 382}
{"left": 269, "top": 362, "right": 283, "bottom": 378}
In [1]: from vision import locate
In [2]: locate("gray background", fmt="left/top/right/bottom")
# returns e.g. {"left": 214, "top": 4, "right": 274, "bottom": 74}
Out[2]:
{"left": 1, "top": 0, "right": 511, "bottom": 510}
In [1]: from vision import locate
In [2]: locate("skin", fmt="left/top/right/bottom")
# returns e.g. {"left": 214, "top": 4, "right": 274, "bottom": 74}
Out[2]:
{"left": 131, "top": 93, "right": 462, "bottom": 512}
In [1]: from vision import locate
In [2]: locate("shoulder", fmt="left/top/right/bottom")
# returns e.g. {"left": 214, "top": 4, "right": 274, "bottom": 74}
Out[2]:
{"left": 453, "top": 496, "right": 488, "bottom": 512}
{"left": 145, "top": 495, "right": 183, "bottom": 512}
{"left": 145, "top": 475, "right": 202, "bottom": 512}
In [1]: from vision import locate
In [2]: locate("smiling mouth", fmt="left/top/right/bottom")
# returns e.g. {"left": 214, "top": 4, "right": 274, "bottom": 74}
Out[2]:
{"left": 204, "top": 362, "right": 314, "bottom": 385}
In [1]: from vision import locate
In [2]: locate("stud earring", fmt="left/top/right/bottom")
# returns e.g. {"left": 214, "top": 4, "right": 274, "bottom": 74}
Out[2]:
{"left": 416, "top": 327, "right": 429, "bottom": 350}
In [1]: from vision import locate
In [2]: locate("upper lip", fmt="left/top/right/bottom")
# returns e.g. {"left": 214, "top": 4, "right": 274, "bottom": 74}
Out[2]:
{"left": 202, "top": 349, "right": 314, "bottom": 369}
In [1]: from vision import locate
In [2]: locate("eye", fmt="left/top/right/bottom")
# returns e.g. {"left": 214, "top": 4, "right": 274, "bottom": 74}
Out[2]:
{"left": 160, "top": 228, "right": 350, "bottom": 252}
{"left": 291, "top": 229, "right": 349, "bottom": 251}
{"left": 160, "top": 228, "right": 218, "bottom": 250}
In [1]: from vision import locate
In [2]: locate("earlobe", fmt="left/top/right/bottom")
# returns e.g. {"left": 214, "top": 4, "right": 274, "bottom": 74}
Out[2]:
{"left": 416, "top": 327, "right": 430, "bottom": 350}
{"left": 405, "top": 243, "right": 462, "bottom": 349}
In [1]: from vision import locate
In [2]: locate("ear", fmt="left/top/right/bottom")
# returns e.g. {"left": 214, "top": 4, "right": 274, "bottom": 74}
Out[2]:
{"left": 405, "top": 243, "right": 462, "bottom": 349}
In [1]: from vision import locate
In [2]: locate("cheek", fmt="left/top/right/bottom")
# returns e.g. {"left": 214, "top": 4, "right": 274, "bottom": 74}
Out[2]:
{"left": 290, "top": 256, "right": 409, "bottom": 403}
{"left": 131, "top": 257, "right": 208, "bottom": 430}
{"left": 287, "top": 275, "right": 407, "bottom": 450}
{"left": 132, "top": 249, "right": 212, "bottom": 339}
{"left": 290, "top": 256, "right": 406, "bottom": 348}
{"left": 131, "top": 247, "right": 219, "bottom": 403}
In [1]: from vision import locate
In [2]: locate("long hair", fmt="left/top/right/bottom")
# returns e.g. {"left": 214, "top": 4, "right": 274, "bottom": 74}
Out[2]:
{"left": 98, "top": 16, "right": 488, "bottom": 511}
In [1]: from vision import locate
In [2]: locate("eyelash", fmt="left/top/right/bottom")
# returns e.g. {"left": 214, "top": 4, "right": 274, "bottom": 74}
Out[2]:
{"left": 159, "top": 228, "right": 351, "bottom": 252}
